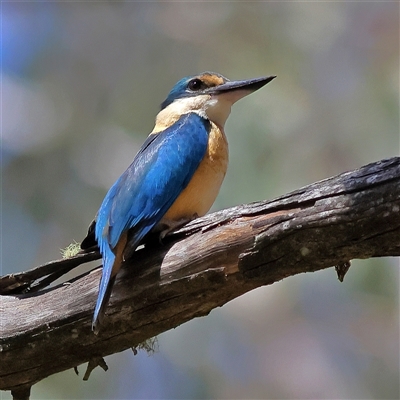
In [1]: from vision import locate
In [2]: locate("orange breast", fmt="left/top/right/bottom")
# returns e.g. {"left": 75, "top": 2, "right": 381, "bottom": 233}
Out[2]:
{"left": 162, "top": 122, "right": 229, "bottom": 222}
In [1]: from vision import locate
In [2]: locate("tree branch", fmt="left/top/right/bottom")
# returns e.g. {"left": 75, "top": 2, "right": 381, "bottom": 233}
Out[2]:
{"left": 1, "top": 157, "right": 399, "bottom": 394}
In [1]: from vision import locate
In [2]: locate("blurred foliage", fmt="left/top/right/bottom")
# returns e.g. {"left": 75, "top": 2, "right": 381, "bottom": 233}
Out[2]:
{"left": 1, "top": 2, "right": 399, "bottom": 399}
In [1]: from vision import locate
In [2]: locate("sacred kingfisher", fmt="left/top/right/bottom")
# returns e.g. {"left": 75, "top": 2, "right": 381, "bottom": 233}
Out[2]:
{"left": 81, "top": 71, "right": 275, "bottom": 333}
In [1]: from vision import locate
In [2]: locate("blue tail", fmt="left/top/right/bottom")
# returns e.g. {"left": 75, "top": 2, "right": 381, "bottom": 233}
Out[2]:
{"left": 92, "top": 244, "right": 117, "bottom": 334}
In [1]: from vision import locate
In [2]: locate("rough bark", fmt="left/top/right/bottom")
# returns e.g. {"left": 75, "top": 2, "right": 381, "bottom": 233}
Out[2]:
{"left": 1, "top": 157, "right": 399, "bottom": 395}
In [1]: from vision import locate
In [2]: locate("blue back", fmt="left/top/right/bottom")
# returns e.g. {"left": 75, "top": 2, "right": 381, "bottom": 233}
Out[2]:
{"left": 95, "top": 112, "right": 210, "bottom": 251}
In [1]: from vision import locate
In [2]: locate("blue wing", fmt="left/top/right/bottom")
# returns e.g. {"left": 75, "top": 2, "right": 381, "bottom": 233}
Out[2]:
{"left": 92, "top": 112, "right": 210, "bottom": 330}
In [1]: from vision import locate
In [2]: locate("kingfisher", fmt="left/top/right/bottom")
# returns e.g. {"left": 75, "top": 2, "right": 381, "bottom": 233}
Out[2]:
{"left": 81, "top": 72, "right": 275, "bottom": 333}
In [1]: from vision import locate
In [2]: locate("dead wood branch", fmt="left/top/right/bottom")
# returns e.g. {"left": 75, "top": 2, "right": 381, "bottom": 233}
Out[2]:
{"left": 1, "top": 157, "right": 399, "bottom": 395}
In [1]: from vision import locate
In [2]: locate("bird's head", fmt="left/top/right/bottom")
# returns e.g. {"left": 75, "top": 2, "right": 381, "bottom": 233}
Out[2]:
{"left": 153, "top": 72, "right": 275, "bottom": 132}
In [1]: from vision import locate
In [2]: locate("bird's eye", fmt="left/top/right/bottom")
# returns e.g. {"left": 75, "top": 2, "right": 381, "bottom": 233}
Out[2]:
{"left": 187, "top": 78, "right": 204, "bottom": 91}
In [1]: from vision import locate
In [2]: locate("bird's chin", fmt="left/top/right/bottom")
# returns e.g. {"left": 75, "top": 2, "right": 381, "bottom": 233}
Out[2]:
{"left": 205, "top": 97, "right": 232, "bottom": 128}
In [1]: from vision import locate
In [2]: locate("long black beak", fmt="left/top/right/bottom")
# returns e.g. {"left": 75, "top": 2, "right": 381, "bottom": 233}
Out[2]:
{"left": 209, "top": 75, "right": 276, "bottom": 95}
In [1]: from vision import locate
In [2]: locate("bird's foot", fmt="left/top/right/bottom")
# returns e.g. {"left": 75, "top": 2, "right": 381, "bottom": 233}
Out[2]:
{"left": 158, "top": 214, "right": 198, "bottom": 243}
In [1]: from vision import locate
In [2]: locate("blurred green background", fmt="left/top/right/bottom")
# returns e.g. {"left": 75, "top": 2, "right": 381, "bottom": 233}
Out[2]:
{"left": 1, "top": 2, "right": 399, "bottom": 399}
